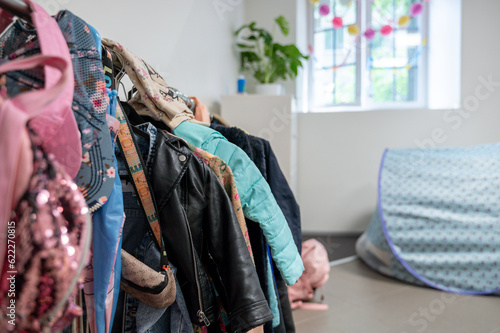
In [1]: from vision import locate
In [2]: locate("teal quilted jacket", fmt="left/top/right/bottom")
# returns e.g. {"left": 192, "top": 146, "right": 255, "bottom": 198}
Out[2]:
{"left": 174, "top": 120, "right": 304, "bottom": 286}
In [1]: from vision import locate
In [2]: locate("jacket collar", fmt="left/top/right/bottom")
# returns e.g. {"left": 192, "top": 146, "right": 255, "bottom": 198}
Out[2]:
{"left": 149, "top": 128, "right": 192, "bottom": 211}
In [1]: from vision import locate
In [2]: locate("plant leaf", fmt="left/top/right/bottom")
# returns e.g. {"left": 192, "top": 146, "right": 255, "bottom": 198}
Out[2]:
{"left": 275, "top": 16, "right": 290, "bottom": 36}
{"left": 254, "top": 69, "right": 267, "bottom": 84}
{"left": 290, "top": 62, "right": 298, "bottom": 76}
{"left": 240, "top": 51, "right": 260, "bottom": 63}
{"left": 259, "top": 30, "right": 273, "bottom": 45}
{"left": 235, "top": 17, "right": 308, "bottom": 83}
{"left": 236, "top": 43, "right": 253, "bottom": 49}
{"left": 240, "top": 51, "right": 260, "bottom": 72}
{"left": 235, "top": 23, "right": 249, "bottom": 36}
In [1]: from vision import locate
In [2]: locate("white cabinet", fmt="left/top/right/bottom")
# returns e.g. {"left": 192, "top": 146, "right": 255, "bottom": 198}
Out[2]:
{"left": 220, "top": 95, "right": 298, "bottom": 193}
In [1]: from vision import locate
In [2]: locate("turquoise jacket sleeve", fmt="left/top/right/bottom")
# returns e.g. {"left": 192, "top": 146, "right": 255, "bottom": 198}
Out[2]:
{"left": 173, "top": 121, "right": 304, "bottom": 285}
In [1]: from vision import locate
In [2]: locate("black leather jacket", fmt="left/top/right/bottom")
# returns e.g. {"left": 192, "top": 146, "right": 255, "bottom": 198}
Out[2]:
{"left": 145, "top": 125, "right": 272, "bottom": 332}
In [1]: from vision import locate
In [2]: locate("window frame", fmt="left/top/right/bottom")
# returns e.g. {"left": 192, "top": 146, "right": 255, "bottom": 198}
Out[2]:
{"left": 307, "top": 0, "right": 429, "bottom": 113}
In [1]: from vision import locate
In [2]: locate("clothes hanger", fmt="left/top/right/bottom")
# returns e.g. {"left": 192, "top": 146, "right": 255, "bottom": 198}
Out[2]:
{"left": 106, "top": 49, "right": 180, "bottom": 134}
{"left": 0, "top": 0, "right": 31, "bottom": 23}
{"left": 109, "top": 49, "right": 125, "bottom": 82}
{"left": 106, "top": 52, "right": 172, "bottom": 132}
{"left": 107, "top": 49, "right": 129, "bottom": 98}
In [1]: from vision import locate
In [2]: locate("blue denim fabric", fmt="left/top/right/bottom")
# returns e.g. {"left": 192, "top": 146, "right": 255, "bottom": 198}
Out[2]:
{"left": 119, "top": 192, "right": 193, "bottom": 333}
{"left": 135, "top": 123, "right": 158, "bottom": 177}
{"left": 112, "top": 122, "right": 193, "bottom": 333}
{"left": 115, "top": 123, "right": 157, "bottom": 180}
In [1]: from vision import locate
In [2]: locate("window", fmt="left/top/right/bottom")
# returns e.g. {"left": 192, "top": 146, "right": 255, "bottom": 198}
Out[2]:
{"left": 309, "top": 0, "right": 428, "bottom": 110}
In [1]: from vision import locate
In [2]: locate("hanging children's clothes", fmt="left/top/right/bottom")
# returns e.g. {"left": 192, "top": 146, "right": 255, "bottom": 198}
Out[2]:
{"left": 101, "top": 38, "right": 197, "bottom": 129}
{"left": 187, "top": 144, "right": 268, "bottom": 333}
{"left": 185, "top": 126, "right": 282, "bottom": 329}
{"left": 211, "top": 124, "right": 302, "bottom": 256}
{"left": 0, "top": 10, "right": 116, "bottom": 212}
{"left": 0, "top": 2, "right": 82, "bottom": 265}
{"left": 111, "top": 117, "right": 190, "bottom": 333}
{"left": 208, "top": 125, "right": 301, "bottom": 331}
{"left": 101, "top": 38, "right": 304, "bottom": 287}
{"left": 0, "top": 8, "right": 127, "bottom": 332}
{"left": 174, "top": 121, "right": 303, "bottom": 286}
{"left": 0, "top": 4, "right": 306, "bottom": 332}
{"left": 0, "top": 5, "right": 91, "bottom": 330}
{"left": 84, "top": 48, "right": 125, "bottom": 333}
{"left": 0, "top": 6, "right": 93, "bottom": 332}
{"left": 114, "top": 102, "right": 273, "bottom": 332}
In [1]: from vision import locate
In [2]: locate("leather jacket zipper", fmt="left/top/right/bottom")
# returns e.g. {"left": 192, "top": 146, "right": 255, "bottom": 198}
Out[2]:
{"left": 179, "top": 152, "right": 210, "bottom": 326}
{"left": 185, "top": 216, "right": 211, "bottom": 327}
{"left": 197, "top": 309, "right": 211, "bottom": 326}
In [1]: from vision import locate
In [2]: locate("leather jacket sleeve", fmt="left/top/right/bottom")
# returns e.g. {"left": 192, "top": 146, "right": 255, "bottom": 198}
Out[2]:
{"left": 151, "top": 129, "right": 272, "bottom": 332}
{"left": 195, "top": 155, "right": 274, "bottom": 332}
{"left": 173, "top": 121, "right": 304, "bottom": 286}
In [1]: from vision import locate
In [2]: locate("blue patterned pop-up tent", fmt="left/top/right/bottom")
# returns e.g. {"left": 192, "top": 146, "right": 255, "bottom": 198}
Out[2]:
{"left": 357, "top": 143, "right": 500, "bottom": 295}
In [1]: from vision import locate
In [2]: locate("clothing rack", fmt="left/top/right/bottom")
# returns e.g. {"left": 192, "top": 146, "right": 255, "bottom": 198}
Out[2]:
{"left": 0, "top": 8, "right": 304, "bottom": 332}
{"left": 0, "top": 0, "right": 31, "bottom": 22}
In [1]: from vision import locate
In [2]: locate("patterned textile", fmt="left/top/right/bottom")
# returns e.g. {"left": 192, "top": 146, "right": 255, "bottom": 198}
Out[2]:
{"left": 79, "top": 33, "right": 125, "bottom": 333}
{"left": 357, "top": 209, "right": 425, "bottom": 288}
{"left": 101, "top": 38, "right": 197, "bottom": 130}
{"left": 364, "top": 143, "right": 500, "bottom": 294}
{"left": 0, "top": 11, "right": 115, "bottom": 212}
{"left": 115, "top": 103, "right": 162, "bottom": 248}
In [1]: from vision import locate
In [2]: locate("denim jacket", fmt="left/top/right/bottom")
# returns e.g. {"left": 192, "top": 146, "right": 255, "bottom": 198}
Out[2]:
{"left": 112, "top": 191, "right": 193, "bottom": 333}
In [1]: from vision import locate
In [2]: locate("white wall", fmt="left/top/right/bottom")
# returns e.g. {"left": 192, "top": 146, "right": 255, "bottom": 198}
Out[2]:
{"left": 297, "top": 0, "right": 500, "bottom": 232}
{"left": 33, "top": 0, "right": 245, "bottom": 113}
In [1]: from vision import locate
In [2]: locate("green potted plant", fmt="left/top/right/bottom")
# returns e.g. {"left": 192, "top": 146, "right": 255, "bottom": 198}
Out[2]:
{"left": 235, "top": 16, "right": 309, "bottom": 95}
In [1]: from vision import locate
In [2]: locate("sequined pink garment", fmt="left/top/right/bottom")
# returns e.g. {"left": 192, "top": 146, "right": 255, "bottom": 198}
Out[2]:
{"left": 0, "top": 130, "right": 91, "bottom": 332}
{"left": 0, "top": 0, "right": 81, "bottom": 272}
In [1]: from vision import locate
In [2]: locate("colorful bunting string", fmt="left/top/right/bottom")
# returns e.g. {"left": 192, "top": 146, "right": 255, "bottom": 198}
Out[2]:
{"left": 309, "top": 0, "right": 428, "bottom": 73}
{"left": 312, "top": 0, "right": 429, "bottom": 39}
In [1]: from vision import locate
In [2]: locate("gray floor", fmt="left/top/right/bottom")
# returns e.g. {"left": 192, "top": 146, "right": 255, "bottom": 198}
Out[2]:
{"left": 301, "top": 233, "right": 359, "bottom": 261}
{"left": 293, "top": 258, "right": 500, "bottom": 333}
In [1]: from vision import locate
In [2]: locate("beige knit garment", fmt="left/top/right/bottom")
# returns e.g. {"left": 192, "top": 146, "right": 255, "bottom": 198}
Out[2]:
{"left": 102, "top": 38, "right": 199, "bottom": 129}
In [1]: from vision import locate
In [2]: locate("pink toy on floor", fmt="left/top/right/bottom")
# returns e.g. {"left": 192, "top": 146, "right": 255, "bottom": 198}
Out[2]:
{"left": 288, "top": 239, "right": 330, "bottom": 310}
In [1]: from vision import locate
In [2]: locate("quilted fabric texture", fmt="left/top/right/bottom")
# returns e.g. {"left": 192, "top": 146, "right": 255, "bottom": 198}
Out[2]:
{"left": 378, "top": 143, "right": 500, "bottom": 294}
